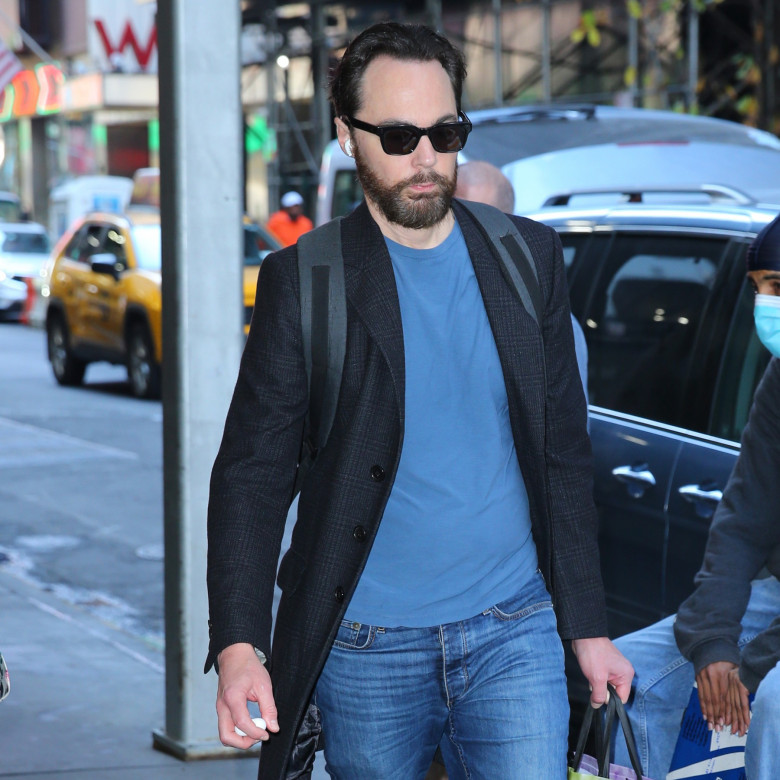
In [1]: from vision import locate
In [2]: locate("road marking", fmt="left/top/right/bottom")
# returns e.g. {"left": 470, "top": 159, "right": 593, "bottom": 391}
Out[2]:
{"left": 29, "top": 596, "right": 164, "bottom": 674}
{"left": 0, "top": 417, "right": 139, "bottom": 467}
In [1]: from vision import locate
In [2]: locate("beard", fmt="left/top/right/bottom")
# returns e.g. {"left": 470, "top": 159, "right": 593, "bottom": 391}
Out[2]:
{"left": 354, "top": 144, "right": 457, "bottom": 230}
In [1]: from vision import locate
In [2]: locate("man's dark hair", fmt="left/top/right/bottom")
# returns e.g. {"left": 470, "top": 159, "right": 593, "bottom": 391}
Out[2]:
{"left": 329, "top": 22, "right": 467, "bottom": 118}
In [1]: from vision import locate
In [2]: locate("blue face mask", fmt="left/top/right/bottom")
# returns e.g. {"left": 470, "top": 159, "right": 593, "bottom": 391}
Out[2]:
{"left": 754, "top": 293, "right": 780, "bottom": 357}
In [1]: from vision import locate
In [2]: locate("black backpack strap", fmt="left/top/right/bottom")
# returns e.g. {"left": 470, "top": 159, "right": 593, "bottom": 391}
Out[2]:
{"left": 294, "top": 218, "right": 346, "bottom": 494}
{"left": 458, "top": 199, "right": 544, "bottom": 329}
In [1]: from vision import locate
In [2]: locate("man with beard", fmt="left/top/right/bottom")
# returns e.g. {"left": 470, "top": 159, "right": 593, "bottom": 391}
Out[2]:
{"left": 206, "top": 21, "right": 632, "bottom": 780}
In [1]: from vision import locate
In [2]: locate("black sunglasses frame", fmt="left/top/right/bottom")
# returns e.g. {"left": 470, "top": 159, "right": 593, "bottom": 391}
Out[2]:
{"left": 343, "top": 112, "right": 472, "bottom": 156}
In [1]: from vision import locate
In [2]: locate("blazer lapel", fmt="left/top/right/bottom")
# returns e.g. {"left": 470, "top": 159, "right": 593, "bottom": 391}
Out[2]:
{"left": 337, "top": 201, "right": 546, "bottom": 433}
{"left": 341, "top": 204, "right": 406, "bottom": 417}
{"left": 454, "top": 202, "right": 546, "bottom": 421}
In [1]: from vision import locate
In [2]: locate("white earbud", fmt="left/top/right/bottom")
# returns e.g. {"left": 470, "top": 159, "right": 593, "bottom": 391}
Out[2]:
{"left": 345, "top": 139, "right": 354, "bottom": 157}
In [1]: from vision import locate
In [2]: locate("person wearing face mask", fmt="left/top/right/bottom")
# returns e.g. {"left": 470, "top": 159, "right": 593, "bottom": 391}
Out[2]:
{"left": 750, "top": 215, "right": 780, "bottom": 357}
{"left": 611, "top": 213, "right": 780, "bottom": 779}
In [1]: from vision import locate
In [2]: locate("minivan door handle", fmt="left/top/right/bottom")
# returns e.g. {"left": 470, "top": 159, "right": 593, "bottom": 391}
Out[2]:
{"left": 611, "top": 464, "right": 656, "bottom": 498}
{"left": 678, "top": 483, "right": 723, "bottom": 518}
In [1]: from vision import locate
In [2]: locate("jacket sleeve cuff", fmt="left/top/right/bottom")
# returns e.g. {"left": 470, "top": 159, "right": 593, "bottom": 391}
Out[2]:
{"left": 739, "top": 664, "right": 762, "bottom": 694}
{"left": 203, "top": 620, "right": 270, "bottom": 675}
{"left": 690, "top": 638, "right": 741, "bottom": 675}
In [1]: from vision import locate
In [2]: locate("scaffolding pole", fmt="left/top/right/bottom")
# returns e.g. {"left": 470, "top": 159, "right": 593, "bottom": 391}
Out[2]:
{"left": 542, "top": 0, "right": 552, "bottom": 103}
{"left": 493, "top": 0, "right": 503, "bottom": 106}
{"left": 687, "top": 2, "right": 699, "bottom": 111}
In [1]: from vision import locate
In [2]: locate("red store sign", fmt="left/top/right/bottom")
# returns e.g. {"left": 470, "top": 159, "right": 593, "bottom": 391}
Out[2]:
{"left": 0, "top": 63, "right": 64, "bottom": 121}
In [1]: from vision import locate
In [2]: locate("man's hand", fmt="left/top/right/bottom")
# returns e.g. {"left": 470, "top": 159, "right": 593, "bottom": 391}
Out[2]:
{"left": 726, "top": 667, "right": 751, "bottom": 737}
{"left": 216, "top": 643, "right": 280, "bottom": 749}
{"left": 696, "top": 661, "right": 737, "bottom": 732}
{"left": 571, "top": 636, "right": 634, "bottom": 707}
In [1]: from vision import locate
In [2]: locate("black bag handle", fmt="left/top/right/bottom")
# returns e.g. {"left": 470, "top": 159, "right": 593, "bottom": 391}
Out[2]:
{"left": 603, "top": 685, "right": 644, "bottom": 778}
{"left": 570, "top": 683, "right": 645, "bottom": 778}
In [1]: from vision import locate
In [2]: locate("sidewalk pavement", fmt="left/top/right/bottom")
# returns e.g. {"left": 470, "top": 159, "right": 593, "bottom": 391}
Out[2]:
{"left": 0, "top": 565, "right": 329, "bottom": 779}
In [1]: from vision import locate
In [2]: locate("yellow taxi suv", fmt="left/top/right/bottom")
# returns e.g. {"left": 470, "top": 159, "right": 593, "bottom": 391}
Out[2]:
{"left": 45, "top": 211, "right": 278, "bottom": 399}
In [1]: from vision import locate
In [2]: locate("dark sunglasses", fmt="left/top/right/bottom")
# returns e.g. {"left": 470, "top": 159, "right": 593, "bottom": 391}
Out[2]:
{"left": 343, "top": 112, "right": 472, "bottom": 156}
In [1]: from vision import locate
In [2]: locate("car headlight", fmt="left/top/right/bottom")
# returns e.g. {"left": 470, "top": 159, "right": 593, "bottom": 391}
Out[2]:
{"left": 0, "top": 270, "right": 6, "bottom": 282}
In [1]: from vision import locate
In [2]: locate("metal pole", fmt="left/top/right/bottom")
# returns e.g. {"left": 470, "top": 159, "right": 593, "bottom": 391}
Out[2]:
{"left": 493, "top": 0, "right": 503, "bottom": 106}
{"left": 542, "top": 0, "right": 552, "bottom": 103}
{"left": 426, "top": 0, "right": 443, "bottom": 31}
{"left": 153, "top": 0, "right": 244, "bottom": 759}
{"left": 282, "top": 85, "right": 320, "bottom": 175}
{"left": 762, "top": 0, "right": 775, "bottom": 130}
{"left": 311, "top": 1, "right": 332, "bottom": 167}
{"left": 266, "top": 9, "right": 281, "bottom": 212}
{"left": 687, "top": 2, "right": 699, "bottom": 112}
{"left": 628, "top": 11, "right": 639, "bottom": 107}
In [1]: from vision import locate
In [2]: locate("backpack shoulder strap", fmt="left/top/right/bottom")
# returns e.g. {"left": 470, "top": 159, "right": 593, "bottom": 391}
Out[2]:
{"left": 458, "top": 199, "right": 544, "bottom": 329}
{"left": 295, "top": 218, "right": 346, "bottom": 491}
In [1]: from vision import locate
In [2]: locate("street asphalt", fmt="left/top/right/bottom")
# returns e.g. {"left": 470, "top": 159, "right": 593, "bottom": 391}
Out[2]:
{"left": 0, "top": 484, "right": 330, "bottom": 780}
{"left": 0, "top": 561, "right": 270, "bottom": 779}
{"left": 0, "top": 322, "right": 448, "bottom": 780}
{"left": 0, "top": 321, "right": 329, "bottom": 779}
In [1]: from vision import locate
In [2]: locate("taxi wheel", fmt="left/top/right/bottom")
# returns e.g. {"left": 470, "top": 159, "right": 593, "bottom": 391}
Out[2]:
{"left": 127, "top": 321, "right": 161, "bottom": 400}
{"left": 47, "top": 314, "right": 86, "bottom": 386}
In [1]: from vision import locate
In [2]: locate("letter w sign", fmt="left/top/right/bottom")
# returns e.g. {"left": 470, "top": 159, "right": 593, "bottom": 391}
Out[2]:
{"left": 93, "top": 18, "right": 157, "bottom": 72}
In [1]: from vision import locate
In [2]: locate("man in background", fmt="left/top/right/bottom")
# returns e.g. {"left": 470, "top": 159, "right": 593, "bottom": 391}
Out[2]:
{"left": 266, "top": 190, "right": 314, "bottom": 247}
{"left": 456, "top": 159, "right": 516, "bottom": 214}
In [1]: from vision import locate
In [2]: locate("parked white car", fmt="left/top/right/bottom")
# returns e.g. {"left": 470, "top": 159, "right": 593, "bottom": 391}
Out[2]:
{"left": 503, "top": 140, "right": 780, "bottom": 213}
{"left": 0, "top": 222, "right": 52, "bottom": 324}
{"left": 0, "top": 222, "right": 51, "bottom": 279}
{"left": 0, "top": 269, "right": 27, "bottom": 321}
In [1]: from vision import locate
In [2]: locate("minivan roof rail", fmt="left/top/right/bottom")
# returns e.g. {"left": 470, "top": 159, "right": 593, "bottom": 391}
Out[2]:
{"left": 475, "top": 105, "right": 597, "bottom": 124}
{"left": 542, "top": 183, "right": 755, "bottom": 207}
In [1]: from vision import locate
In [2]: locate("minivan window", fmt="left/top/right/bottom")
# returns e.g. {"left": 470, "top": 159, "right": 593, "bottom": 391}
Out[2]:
{"left": 1, "top": 230, "right": 50, "bottom": 253}
{"left": 560, "top": 234, "right": 590, "bottom": 271}
{"left": 709, "top": 280, "right": 771, "bottom": 441}
{"left": 583, "top": 234, "right": 729, "bottom": 426}
{"left": 332, "top": 170, "right": 363, "bottom": 221}
{"left": 0, "top": 198, "right": 21, "bottom": 223}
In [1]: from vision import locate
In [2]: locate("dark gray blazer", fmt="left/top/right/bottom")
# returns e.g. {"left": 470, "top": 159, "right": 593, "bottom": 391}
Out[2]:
{"left": 206, "top": 200, "right": 608, "bottom": 779}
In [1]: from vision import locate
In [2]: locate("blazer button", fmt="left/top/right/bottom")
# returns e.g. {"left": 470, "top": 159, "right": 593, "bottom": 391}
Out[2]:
{"left": 334, "top": 586, "right": 345, "bottom": 603}
{"left": 370, "top": 464, "right": 385, "bottom": 482}
{"left": 352, "top": 525, "right": 367, "bottom": 542}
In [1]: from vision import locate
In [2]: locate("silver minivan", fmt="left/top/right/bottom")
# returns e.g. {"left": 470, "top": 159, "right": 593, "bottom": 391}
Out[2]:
{"left": 316, "top": 104, "right": 780, "bottom": 223}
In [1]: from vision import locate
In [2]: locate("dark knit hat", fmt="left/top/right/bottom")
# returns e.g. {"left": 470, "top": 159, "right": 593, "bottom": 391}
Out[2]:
{"left": 747, "top": 213, "right": 780, "bottom": 272}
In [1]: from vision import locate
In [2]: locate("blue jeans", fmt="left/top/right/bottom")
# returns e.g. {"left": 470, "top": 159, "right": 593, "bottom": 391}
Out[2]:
{"left": 613, "top": 576, "right": 780, "bottom": 780}
{"left": 314, "top": 570, "right": 569, "bottom": 779}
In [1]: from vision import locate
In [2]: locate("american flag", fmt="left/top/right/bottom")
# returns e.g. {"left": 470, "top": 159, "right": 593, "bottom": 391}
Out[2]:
{"left": 0, "top": 37, "right": 22, "bottom": 93}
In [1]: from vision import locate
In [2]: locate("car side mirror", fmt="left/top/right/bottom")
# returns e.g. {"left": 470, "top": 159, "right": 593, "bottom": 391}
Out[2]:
{"left": 90, "top": 253, "right": 124, "bottom": 279}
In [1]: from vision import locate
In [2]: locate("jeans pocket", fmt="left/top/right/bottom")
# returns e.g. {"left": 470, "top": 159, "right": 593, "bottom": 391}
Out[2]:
{"left": 332, "top": 620, "right": 377, "bottom": 650}
{"left": 489, "top": 574, "right": 553, "bottom": 621}
{"left": 490, "top": 597, "right": 553, "bottom": 621}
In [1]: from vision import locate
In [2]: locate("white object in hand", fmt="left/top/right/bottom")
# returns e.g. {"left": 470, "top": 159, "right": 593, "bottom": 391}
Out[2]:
{"left": 234, "top": 716, "right": 267, "bottom": 736}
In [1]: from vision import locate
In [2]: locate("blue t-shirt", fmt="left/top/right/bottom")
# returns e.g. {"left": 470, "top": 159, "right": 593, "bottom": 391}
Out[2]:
{"left": 346, "top": 221, "right": 538, "bottom": 627}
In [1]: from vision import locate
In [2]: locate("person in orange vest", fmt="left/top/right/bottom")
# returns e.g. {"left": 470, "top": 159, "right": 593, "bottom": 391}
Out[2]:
{"left": 266, "top": 191, "right": 314, "bottom": 247}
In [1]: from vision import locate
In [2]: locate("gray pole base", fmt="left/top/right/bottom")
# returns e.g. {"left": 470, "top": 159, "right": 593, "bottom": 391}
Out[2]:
{"left": 152, "top": 728, "right": 262, "bottom": 760}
